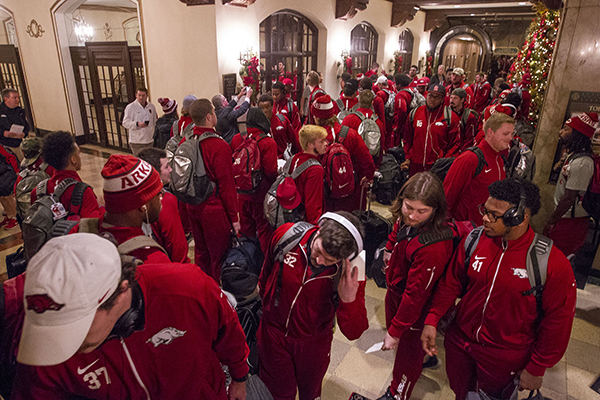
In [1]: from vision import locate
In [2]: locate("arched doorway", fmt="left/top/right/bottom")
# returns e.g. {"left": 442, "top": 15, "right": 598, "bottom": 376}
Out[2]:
{"left": 441, "top": 35, "right": 483, "bottom": 82}
{"left": 260, "top": 10, "right": 318, "bottom": 102}
{"left": 398, "top": 28, "right": 413, "bottom": 74}
{"left": 53, "top": 0, "right": 144, "bottom": 151}
{"left": 350, "top": 22, "right": 378, "bottom": 74}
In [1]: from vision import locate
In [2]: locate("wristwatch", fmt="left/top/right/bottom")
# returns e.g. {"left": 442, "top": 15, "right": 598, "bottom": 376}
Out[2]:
{"left": 232, "top": 373, "right": 249, "bottom": 383}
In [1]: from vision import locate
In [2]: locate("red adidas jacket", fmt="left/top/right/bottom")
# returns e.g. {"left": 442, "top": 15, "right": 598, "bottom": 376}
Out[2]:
{"left": 443, "top": 139, "right": 505, "bottom": 225}
{"left": 230, "top": 127, "right": 278, "bottom": 203}
{"left": 12, "top": 263, "right": 250, "bottom": 400}
{"left": 259, "top": 223, "right": 368, "bottom": 340}
{"left": 403, "top": 105, "right": 461, "bottom": 170}
{"left": 425, "top": 228, "right": 576, "bottom": 377}
{"left": 151, "top": 191, "right": 190, "bottom": 263}
{"left": 288, "top": 152, "right": 324, "bottom": 224}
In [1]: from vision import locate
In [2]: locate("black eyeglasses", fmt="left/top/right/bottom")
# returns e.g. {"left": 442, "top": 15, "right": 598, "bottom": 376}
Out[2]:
{"left": 478, "top": 204, "right": 502, "bottom": 223}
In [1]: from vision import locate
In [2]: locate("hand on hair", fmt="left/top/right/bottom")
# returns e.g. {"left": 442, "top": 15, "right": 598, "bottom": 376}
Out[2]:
{"left": 338, "top": 259, "right": 359, "bottom": 303}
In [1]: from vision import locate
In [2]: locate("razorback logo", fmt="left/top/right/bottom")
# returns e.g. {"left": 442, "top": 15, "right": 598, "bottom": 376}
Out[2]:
{"left": 146, "top": 327, "right": 186, "bottom": 347}
{"left": 26, "top": 294, "right": 65, "bottom": 313}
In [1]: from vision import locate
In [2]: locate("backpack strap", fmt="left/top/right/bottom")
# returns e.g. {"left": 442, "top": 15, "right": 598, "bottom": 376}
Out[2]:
{"left": 35, "top": 178, "right": 49, "bottom": 197}
{"left": 117, "top": 235, "right": 168, "bottom": 257}
{"left": 49, "top": 219, "right": 80, "bottom": 238}
{"left": 335, "top": 99, "right": 344, "bottom": 111}
{"left": 276, "top": 113, "right": 286, "bottom": 123}
{"left": 337, "top": 125, "right": 350, "bottom": 143}
{"left": 522, "top": 234, "right": 552, "bottom": 321}
{"left": 444, "top": 106, "right": 453, "bottom": 128}
{"left": 287, "top": 98, "right": 294, "bottom": 114}
{"left": 463, "top": 226, "right": 485, "bottom": 269}
{"left": 51, "top": 178, "right": 79, "bottom": 200}
{"left": 77, "top": 217, "right": 100, "bottom": 234}
{"left": 290, "top": 158, "right": 321, "bottom": 180}
{"left": 69, "top": 182, "right": 91, "bottom": 216}
{"left": 409, "top": 107, "right": 419, "bottom": 126}
{"left": 409, "top": 227, "right": 454, "bottom": 264}
{"left": 353, "top": 110, "right": 366, "bottom": 121}
{"left": 467, "top": 146, "right": 488, "bottom": 178}
{"left": 272, "top": 221, "right": 314, "bottom": 307}
{"left": 172, "top": 120, "right": 179, "bottom": 137}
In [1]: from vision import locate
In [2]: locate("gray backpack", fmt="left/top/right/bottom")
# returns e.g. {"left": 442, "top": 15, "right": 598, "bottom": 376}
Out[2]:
{"left": 165, "top": 120, "right": 195, "bottom": 162}
{"left": 383, "top": 89, "right": 396, "bottom": 120}
{"left": 15, "top": 163, "right": 51, "bottom": 220}
{"left": 263, "top": 157, "right": 321, "bottom": 229}
{"left": 169, "top": 132, "right": 219, "bottom": 205}
{"left": 336, "top": 101, "right": 359, "bottom": 124}
{"left": 505, "top": 140, "right": 536, "bottom": 181}
{"left": 464, "top": 226, "right": 552, "bottom": 320}
{"left": 353, "top": 110, "right": 381, "bottom": 156}
{"left": 22, "top": 178, "right": 90, "bottom": 260}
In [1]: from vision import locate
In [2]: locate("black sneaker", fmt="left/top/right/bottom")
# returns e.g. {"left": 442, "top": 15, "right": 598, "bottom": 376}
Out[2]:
{"left": 376, "top": 386, "right": 396, "bottom": 400}
{"left": 422, "top": 355, "right": 441, "bottom": 369}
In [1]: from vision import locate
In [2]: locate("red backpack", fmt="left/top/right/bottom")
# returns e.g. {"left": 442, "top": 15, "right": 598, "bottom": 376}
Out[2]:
{"left": 322, "top": 125, "right": 355, "bottom": 199}
{"left": 232, "top": 131, "right": 268, "bottom": 195}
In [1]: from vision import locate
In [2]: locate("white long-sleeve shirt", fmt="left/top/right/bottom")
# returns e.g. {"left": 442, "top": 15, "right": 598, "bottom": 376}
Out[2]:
{"left": 122, "top": 99, "right": 158, "bottom": 144}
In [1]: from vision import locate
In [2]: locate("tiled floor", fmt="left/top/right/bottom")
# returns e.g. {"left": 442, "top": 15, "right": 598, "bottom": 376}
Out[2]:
{"left": 1, "top": 144, "right": 599, "bottom": 400}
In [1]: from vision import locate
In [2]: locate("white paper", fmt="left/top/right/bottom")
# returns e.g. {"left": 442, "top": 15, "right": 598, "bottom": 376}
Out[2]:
{"left": 350, "top": 250, "right": 366, "bottom": 281}
{"left": 365, "top": 341, "right": 384, "bottom": 354}
{"left": 9, "top": 124, "right": 23, "bottom": 134}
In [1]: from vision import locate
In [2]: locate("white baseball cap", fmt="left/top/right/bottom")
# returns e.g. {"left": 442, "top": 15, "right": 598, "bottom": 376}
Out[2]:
{"left": 18, "top": 233, "right": 122, "bottom": 366}
{"left": 376, "top": 75, "right": 388, "bottom": 85}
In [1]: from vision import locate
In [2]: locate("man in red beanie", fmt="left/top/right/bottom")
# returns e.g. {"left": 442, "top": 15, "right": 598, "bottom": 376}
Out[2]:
{"left": 184, "top": 98, "right": 240, "bottom": 282}
{"left": 544, "top": 112, "right": 598, "bottom": 256}
{"left": 231, "top": 107, "right": 278, "bottom": 257}
{"left": 100, "top": 154, "right": 171, "bottom": 264}
{"left": 272, "top": 81, "right": 301, "bottom": 134}
{"left": 444, "top": 68, "right": 474, "bottom": 109}
{"left": 259, "top": 93, "right": 300, "bottom": 158}
{"left": 312, "top": 95, "right": 375, "bottom": 212}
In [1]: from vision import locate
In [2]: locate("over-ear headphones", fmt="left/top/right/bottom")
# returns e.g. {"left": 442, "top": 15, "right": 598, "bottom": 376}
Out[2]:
{"left": 110, "top": 283, "right": 144, "bottom": 338}
{"left": 502, "top": 185, "right": 526, "bottom": 227}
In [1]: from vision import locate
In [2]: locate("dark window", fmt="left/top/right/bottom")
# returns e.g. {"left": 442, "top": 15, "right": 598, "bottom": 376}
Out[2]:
{"left": 260, "top": 10, "right": 318, "bottom": 102}
{"left": 350, "top": 22, "right": 378, "bottom": 74}
{"left": 398, "top": 29, "right": 414, "bottom": 73}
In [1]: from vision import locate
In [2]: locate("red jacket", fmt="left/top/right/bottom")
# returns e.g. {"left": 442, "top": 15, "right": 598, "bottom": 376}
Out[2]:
{"left": 444, "top": 139, "right": 505, "bottom": 225}
{"left": 230, "top": 127, "right": 278, "bottom": 202}
{"left": 341, "top": 107, "right": 385, "bottom": 162}
{"left": 172, "top": 115, "right": 193, "bottom": 137}
{"left": 323, "top": 123, "right": 375, "bottom": 182}
{"left": 307, "top": 86, "right": 339, "bottom": 125}
{"left": 519, "top": 86, "right": 532, "bottom": 120}
{"left": 269, "top": 113, "right": 300, "bottom": 158}
{"left": 403, "top": 105, "right": 461, "bottom": 170}
{"left": 12, "top": 263, "right": 250, "bottom": 400}
{"left": 289, "top": 152, "right": 324, "bottom": 224}
{"left": 338, "top": 96, "right": 358, "bottom": 112}
{"left": 372, "top": 92, "right": 387, "bottom": 133}
{"left": 425, "top": 228, "right": 576, "bottom": 377}
{"left": 445, "top": 81, "right": 474, "bottom": 109}
{"left": 273, "top": 98, "right": 301, "bottom": 133}
{"left": 31, "top": 170, "right": 101, "bottom": 218}
{"left": 151, "top": 191, "right": 190, "bottom": 263}
{"left": 188, "top": 127, "right": 239, "bottom": 223}
{"left": 259, "top": 223, "right": 368, "bottom": 340}
{"left": 393, "top": 89, "right": 412, "bottom": 145}
{"left": 472, "top": 81, "right": 492, "bottom": 114}
{"left": 455, "top": 108, "right": 480, "bottom": 152}
{"left": 384, "top": 219, "right": 454, "bottom": 338}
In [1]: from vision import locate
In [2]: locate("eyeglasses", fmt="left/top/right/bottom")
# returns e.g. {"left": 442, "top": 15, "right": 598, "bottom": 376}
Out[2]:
{"left": 478, "top": 204, "right": 503, "bottom": 223}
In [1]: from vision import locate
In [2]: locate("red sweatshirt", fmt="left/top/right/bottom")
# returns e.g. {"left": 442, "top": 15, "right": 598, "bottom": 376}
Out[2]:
{"left": 269, "top": 113, "right": 300, "bottom": 158}
{"left": 259, "top": 223, "right": 368, "bottom": 340}
{"left": 455, "top": 108, "right": 480, "bottom": 152}
{"left": 338, "top": 96, "right": 358, "bottom": 111}
{"left": 273, "top": 98, "right": 301, "bottom": 133}
{"left": 172, "top": 115, "right": 193, "bottom": 137}
{"left": 230, "top": 127, "right": 278, "bottom": 203}
{"left": 31, "top": 170, "right": 101, "bottom": 218}
{"left": 324, "top": 123, "right": 375, "bottom": 183}
{"left": 445, "top": 81, "right": 474, "bottom": 109}
{"left": 12, "top": 263, "right": 250, "bottom": 400}
{"left": 372, "top": 92, "right": 387, "bottom": 133}
{"left": 444, "top": 139, "right": 505, "bottom": 225}
{"left": 425, "top": 228, "right": 576, "bottom": 377}
{"left": 151, "top": 191, "right": 190, "bottom": 263}
{"left": 403, "top": 105, "right": 461, "bottom": 170}
{"left": 289, "top": 152, "right": 324, "bottom": 224}
{"left": 384, "top": 219, "right": 454, "bottom": 338}
{"left": 472, "top": 81, "right": 492, "bottom": 114}
{"left": 341, "top": 107, "right": 385, "bottom": 164}
{"left": 188, "top": 126, "right": 239, "bottom": 223}
{"left": 392, "top": 89, "right": 413, "bottom": 145}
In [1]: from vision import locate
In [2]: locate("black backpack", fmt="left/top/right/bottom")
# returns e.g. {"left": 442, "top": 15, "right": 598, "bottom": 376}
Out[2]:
{"left": 221, "top": 236, "right": 264, "bottom": 303}
{"left": 430, "top": 146, "right": 487, "bottom": 183}
{"left": 373, "top": 153, "right": 407, "bottom": 205}
{"left": 236, "top": 294, "right": 262, "bottom": 376}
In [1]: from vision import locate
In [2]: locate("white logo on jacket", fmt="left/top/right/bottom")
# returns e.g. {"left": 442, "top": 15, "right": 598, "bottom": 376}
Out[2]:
{"left": 284, "top": 251, "right": 298, "bottom": 268}
{"left": 472, "top": 255, "right": 486, "bottom": 273}
{"left": 512, "top": 268, "right": 529, "bottom": 279}
{"left": 147, "top": 327, "right": 186, "bottom": 347}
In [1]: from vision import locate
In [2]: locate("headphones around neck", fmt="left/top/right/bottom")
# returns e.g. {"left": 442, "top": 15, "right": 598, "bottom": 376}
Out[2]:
{"left": 502, "top": 185, "right": 526, "bottom": 227}
{"left": 110, "top": 283, "right": 144, "bottom": 339}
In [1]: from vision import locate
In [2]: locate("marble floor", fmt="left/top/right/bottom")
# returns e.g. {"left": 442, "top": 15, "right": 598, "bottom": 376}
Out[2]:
{"left": 1, "top": 144, "right": 599, "bottom": 400}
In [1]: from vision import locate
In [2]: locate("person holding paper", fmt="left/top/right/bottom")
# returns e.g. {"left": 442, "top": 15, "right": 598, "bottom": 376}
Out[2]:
{"left": 0, "top": 88, "right": 29, "bottom": 162}
{"left": 376, "top": 172, "right": 454, "bottom": 400}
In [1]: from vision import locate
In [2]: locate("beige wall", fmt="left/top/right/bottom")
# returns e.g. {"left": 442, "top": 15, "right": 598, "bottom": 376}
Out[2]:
{"left": 532, "top": 0, "right": 600, "bottom": 232}
{"left": 68, "top": 8, "right": 138, "bottom": 46}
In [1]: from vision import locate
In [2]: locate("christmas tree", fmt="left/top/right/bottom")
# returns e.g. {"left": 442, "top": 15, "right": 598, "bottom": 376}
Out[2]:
{"left": 510, "top": 2, "right": 560, "bottom": 124}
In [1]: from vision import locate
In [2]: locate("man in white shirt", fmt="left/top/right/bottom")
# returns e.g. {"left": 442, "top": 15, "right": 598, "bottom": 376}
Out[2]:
{"left": 122, "top": 87, "right": 158, "bottom": 156}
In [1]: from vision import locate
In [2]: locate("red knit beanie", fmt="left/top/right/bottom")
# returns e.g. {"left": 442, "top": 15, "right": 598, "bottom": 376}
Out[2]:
{"left": 102, "top": 155, "right": 163, "bottom": 213}
{"left": 311, "top": 94, "right": 335, "bottom": 120}
{"left": 565, "top": 112, "right": 599, "bottom": 138}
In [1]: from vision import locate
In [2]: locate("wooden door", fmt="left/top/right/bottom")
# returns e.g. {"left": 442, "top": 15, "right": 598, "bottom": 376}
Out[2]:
{"left": 0, "top": 44, "right": 34, "bottom": 130}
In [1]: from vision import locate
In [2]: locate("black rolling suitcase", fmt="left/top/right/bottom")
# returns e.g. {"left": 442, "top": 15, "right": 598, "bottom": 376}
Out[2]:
{"left": 352, "top": 188, "right": 392, "bottom": 279}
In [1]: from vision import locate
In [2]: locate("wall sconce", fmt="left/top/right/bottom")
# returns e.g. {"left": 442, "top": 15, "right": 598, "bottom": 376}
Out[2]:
{"left": 239, "top": 47, "right": 255, "bottom": 66}
{"left": 341, "top": 49, "right": 350, "bottom": 59}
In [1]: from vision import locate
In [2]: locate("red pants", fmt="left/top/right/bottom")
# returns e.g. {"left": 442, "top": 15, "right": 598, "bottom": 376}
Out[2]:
{"left": 444, "top": 322, "right": 530, "bottom": 400}
{"left": 547, "top": 217, "right": 589, "bottom": 257}
{"left": 239, "top": 199, "right": 273, "bottom": 258}
{"left": 385, "top": 289, "right": 427, "bottom": 399}
{"left": 257, "top": 322, "right": 332, "bottom": 400}
{"left": 178, "top": 199, "right": 192, "bottom": 235}
{"left": 186, "top": 196, "right": 232, "bottom": 282}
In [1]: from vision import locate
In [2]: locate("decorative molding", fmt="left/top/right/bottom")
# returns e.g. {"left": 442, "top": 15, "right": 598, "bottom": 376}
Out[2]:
{"left": 78, "top": 4, "right": 137, "bottom": 13}
{"left": 335, "top": 0, "right": 369, "bottom": 21}
{"left": 179, "top": 0, "right": 215, "bottom": 5}
{"left": 25, "top": 20, "right": 45, "bottom": 38}
{"left": 223, "top": 0, "right": 256, "bottom": 7}
{"left": 390, "top": 2, "right": 417, "bottom": 28}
